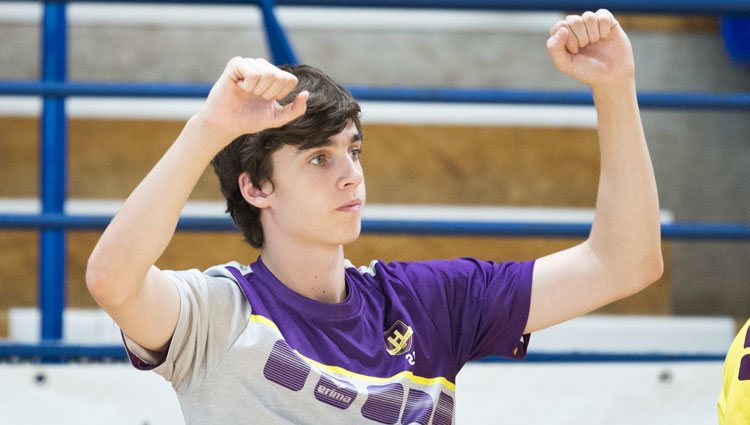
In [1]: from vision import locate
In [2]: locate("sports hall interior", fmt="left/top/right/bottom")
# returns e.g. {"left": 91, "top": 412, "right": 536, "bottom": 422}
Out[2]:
{"left": 0, "top": 3, "right": 748, "bottom": 424}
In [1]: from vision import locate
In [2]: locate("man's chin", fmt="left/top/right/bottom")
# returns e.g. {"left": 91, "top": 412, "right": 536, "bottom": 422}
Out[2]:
{"left": 341, "top": 228, "right": 362, "bottom": 246}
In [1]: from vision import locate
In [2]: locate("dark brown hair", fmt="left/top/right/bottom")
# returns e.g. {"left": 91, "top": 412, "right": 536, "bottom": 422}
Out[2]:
{"left": 211, "top": 64, "right": 362, "bottom": 248}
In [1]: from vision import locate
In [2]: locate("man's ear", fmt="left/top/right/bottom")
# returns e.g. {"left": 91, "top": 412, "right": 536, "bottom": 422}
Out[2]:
{"left": 238, "top": 172, "right": 271, "bottom": 209}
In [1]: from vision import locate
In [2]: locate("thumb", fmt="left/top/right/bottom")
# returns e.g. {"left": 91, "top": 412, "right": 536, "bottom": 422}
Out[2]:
{"left": 271, "top": 90, "right": 309, "bottom": 127}
{"left": 546, "top": 27, "right": 572, "bottom": 71}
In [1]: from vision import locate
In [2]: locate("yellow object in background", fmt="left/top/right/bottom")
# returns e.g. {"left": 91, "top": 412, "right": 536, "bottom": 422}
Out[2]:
{"left": 718, "top": 318, "right": 750, "bottom": 424}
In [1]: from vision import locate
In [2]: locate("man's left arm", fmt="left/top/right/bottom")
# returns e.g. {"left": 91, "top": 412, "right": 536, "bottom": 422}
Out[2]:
{"left": 524, "top": 10, "right": 663, "bottom": 334}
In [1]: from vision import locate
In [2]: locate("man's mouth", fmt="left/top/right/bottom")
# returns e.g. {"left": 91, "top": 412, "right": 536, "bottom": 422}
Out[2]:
{"left": 337, "top": 199, "right": 362, "bottom": 211}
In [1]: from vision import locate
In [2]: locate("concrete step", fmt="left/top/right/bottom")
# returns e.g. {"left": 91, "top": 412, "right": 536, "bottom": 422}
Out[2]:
{"left": 0, "top": 5, "right": 736, "bottom": 93}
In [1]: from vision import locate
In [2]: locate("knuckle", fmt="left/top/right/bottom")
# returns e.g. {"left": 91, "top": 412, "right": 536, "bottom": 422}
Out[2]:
{"left": 245, "top": 69, "right": 260, "bottom": 80}
{"left": 249, "top": 58, "right": 267, "bottom": 69}
{"left": 227, "top": 56, "right": 243, "bottom": 69}
{"left": 549, "top": 21, "right": 561, "bottom": 35}
{"left": 258, "top": 70, "right": 272, "bottom": 80}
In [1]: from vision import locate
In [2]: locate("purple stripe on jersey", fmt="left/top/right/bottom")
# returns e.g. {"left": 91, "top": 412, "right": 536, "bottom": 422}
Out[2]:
{"left": 314, "top": 374, "right": 358, "bottom": 409}
{"left": 120, "top": 332, "right": 165, "bottom": 371}
{"left": 400, "top": 389, "right": 434, "bottom": 425}
{"left": 513, "top": 334, "right": 531, "bottom": 359}
{"left": 739, "top": 355, "right": 750, "bottom": 381}
{"left": 361, "top": 383, "right": 404, "bottom": 424}
{"left": 432, "top": 392, "right": 454, "bottom": 425}
{"left": 263, "top": 340, "right": 311, "bottom": 391}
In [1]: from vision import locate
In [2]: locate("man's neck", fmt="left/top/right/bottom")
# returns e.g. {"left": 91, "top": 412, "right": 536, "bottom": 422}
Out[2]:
{"left": 259, "top": 237, "right": 347, "bottom": 304}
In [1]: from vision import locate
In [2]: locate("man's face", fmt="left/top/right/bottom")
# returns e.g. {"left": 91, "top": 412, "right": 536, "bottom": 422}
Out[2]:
{"left": 262, "top": 120, "right": 365, "bottom": 248}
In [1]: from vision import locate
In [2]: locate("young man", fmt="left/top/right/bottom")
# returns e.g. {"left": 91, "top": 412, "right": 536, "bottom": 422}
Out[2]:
{"left": 87, "top": 9, "right": 663, "bottom": 424}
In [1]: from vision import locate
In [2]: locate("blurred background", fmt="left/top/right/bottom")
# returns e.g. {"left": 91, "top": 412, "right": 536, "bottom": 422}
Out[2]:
{"left": 0, "top": 2, "right": 748, "bottom": 424}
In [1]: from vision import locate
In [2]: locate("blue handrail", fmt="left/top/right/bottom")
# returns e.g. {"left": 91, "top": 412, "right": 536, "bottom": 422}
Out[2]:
{"left": 5, "top": 0, "right": 750, "bottom": 15}
{"left": 2, "top": 81, "right": 750, "bottom": 110}
{"left": 2, "top": 213, "right": 750, "bottom": 241}
{"left": 0, "top": 342, "right": 726, "bottom": 363}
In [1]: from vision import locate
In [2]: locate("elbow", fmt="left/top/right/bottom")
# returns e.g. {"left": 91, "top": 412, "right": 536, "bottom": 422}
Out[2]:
{"left": 85, "top": 254, "right": 111, "bottom": 305}
{"left": 628, "top": 248, "right": 664, "bottom": 295}
{"left": 86, "top": 251, "right": 146, "bottom": 308}
{"left": 641, "top": 254, "right": 664, "bottom": 288}
{"left": 86, "top": 253, "right": 129, "bottom": 307}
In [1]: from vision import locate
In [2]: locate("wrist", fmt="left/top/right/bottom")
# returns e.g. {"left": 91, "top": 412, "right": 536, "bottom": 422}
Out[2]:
{"left": 591, "top": 77, "right": 637, "bottom": 100}
{"left": 182, "top": 114, "right": 239, "bottom": 155}
{"left": 187, "top": 113, "right": 237, "bottom": 139}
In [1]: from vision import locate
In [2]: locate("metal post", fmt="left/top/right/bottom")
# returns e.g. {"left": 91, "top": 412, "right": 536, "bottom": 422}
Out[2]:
{"left": 40, "top": 1, "right": 67, "bottom": 342}
{"left": 258, "top": 0, "right": 299, "bottom": 65}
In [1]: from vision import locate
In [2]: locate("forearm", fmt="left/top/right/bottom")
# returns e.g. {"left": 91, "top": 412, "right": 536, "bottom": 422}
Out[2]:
{"left": 87, "top": 116, "right": 231, "bottom": 299}
{"left": 587, "top": 78, "right": 663, "bottom": 281}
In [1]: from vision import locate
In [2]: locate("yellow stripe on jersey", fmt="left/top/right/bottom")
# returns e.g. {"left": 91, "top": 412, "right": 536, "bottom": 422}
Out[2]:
{"left": 249, "top": 314, "right": 281, "bottom": 333}
{"left": 248, "top": 313, "right": 457, "bottom": 392}
{"left": 295, "top": 350, "right": 456, "bottom": 392}
{"left": 718, "top": 318, "right": 750, "bottom": 425}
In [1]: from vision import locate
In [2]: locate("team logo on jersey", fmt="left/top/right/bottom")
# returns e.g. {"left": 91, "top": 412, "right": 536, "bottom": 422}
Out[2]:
{"left": 384, "top": 320, "right": 413, "bottom": 356}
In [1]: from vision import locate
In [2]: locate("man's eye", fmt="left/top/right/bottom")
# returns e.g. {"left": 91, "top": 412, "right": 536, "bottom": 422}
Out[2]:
{"left": 310, "top": 155, "right": 326, "bottom": 165}
{"left": 350, "top": 148, "right": 362, "bottom": 161}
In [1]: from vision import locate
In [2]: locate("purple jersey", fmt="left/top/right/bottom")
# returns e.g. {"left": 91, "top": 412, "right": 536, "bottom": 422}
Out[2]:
{"left": 123, "top": 257, "right": 534, "bottom": 424}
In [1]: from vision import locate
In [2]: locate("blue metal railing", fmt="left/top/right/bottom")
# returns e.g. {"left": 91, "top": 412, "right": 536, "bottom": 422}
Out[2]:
{"left": 0, "top": 341, "right": 727, "bottom": 363}
{"left": 2, "top": 214, "right": 750, "bottom": 241}
{"left": 0, "top": 0, "right": 747, "bottom": 362}
{"left": 4, "top": 0, "right": 750, "bottom": 15}
{"left": 3, "top": 81, "right": 750, "bottom": 110}
{"left": 39, "top": 2, "right": 67, "bottom": 343}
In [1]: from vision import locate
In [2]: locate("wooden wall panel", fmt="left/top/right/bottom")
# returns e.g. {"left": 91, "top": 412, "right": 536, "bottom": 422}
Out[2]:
{"left": 0, "top": 231, "right": 37, "bottom": 307}
{"left": 1, "top": 118, "right": 600, "bottom": 206}
{"left": 0, "top": 118, "right": 38, "bottom": 197}
{"left": 617, "top": 15, "right": 718, "bottom": 32}
{"left": 0, "top": 309, "right": 7, "bottom": 339}
{"left": 0, "top": 230, "right": 671, "bottom": 316}
{"left": 362, "top": 125, "right": 599, "bottom": 206}
{"left": 0, "top": 116, "right": 669, "bottom": 340}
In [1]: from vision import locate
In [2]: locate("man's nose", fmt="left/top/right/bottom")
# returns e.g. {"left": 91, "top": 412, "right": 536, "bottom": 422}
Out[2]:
{"left": 338, "top": 154, "right": 363, "bottom": 189}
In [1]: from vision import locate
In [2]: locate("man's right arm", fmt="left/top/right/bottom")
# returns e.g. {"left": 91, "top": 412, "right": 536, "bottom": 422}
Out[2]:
{"left": 86, "top": 57, "right": 308, "bottom": 352}
{"left": 86, "top": 118, "right": 232, "bottom": 352}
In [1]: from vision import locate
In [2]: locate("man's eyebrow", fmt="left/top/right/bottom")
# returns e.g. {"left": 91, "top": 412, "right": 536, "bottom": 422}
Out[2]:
{"left": 295, "top": 133, "right": 363, "bottom": 155}
{"left": 324, "top": 133, "right": 362, "bottom": 145}
{"left": 303, "top": 133, "right": 362, "bottom": 149}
